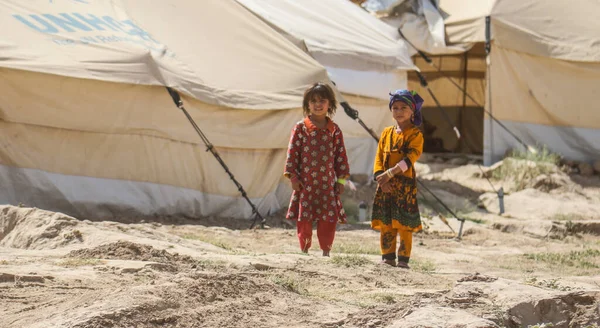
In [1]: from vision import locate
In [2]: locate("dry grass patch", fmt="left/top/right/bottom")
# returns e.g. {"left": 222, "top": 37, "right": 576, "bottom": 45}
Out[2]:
{"left": 334, "top": 241, "right": 380, "bottom": 255}
{"left": 524, "top": 249, "right": 600, "bottom": 270}
{"left": 330, "top": 254, "right": 372, "bottom": 268}
{"left": 411, "top": 258, "right": 437, "bottom": 273}
{"left": 57, "top": 258, "right": 105, "bottom": 267}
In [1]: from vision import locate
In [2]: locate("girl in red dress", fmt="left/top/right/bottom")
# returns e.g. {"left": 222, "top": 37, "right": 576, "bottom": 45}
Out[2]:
{"left": 284, "top": 82, "right": 350, "bottom": 256}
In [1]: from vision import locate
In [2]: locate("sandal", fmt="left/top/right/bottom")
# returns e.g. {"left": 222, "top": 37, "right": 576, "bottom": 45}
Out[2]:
{"left": 396, "top": 261, "right": 410, "bottom": 269}
{"left": 380, "top": 259, "right": 396, "bottom": 267}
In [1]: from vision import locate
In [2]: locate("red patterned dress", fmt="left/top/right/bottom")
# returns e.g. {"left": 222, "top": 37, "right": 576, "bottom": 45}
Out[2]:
{"left": 284, "top": 117, "right": 350, "bottom": 224}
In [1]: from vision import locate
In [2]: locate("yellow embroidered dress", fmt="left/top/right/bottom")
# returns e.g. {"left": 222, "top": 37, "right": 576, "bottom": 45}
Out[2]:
{"left": 371, "top": 125, "right": 424, "bottom": 232}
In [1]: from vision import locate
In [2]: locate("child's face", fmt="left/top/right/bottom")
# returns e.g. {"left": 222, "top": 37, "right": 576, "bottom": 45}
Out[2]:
{"left": 308, "top": 96, "right": 329, "bottom": 117}
{"left": 391, "top": 101, "right": 413, "bottom": 124}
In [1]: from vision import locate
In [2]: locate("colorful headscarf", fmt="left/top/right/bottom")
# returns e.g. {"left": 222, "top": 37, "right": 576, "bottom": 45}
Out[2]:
{"left": 389, "top": 89, "right": 424, "bottom": 126}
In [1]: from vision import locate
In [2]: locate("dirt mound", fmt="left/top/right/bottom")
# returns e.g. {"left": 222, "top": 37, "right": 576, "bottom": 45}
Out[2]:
{"left": 68, "top": 271, "right": 336, "bottom": 328}
{"left": 66, "top": 241, "right": 194, "bottom": 264}
{"left": 504, "top": 291, "right": 600, "bottom": 328}
{"left": 0, "top": 205, "right": 83, "bottom": 249}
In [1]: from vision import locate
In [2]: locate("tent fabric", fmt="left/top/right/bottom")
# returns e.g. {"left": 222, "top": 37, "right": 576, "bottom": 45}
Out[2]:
{"left": 0, "top": 0, "right": 329, "bottom": 109}
{"left": 364, "top": 0, "right": 600, "bottom": 163}
{"left": 0, "top": 0, "right": 338, "bottom": 220}
{"left": 384, "top": 13, "right": 470, "bottom": 55}
{"left": 0, "top": 164, "right": 283, "bottom": 220}
{"left": 0, "top": 66, "right": 384, "bottom": 219}
{"left": 491, "top": 0, "right": 600, "bottom": 62}
{"left": 235, "top": 0, "right": 409, "bottom": 176}
{"left": 484, "top": 121, "right": 600, "bottom": 166}
{"left": 0, "top": 0, "right": 406, "bottom": 220}
{"left": 441, "top": 0, "right": 495, "bottom": 45}
{"left": 372, "top": 0, "right": 600, "bottom": 62}
{"left": 325, "top": 66, "right": 408, "bottom": 101}
{"left": 441, "top": 0, "right": 600, "bottom": 62}
{"left": 0, "top": 68, "right": 306, "bottom": 151}
{"left": 484, "top": 44, "right": 600, "bottom": 164}
{"left": 235, "top": 0, "right": 416, "bottom": 72}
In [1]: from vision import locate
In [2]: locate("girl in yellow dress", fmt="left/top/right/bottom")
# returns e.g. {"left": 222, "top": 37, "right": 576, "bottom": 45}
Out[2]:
{"left": 372, "top": 89, "right": 424, "bottom": 269}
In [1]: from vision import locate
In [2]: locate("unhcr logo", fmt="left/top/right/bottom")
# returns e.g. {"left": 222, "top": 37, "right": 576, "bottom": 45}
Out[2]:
{"left": 13, "top": 13, "right": 154, "bottom": 39}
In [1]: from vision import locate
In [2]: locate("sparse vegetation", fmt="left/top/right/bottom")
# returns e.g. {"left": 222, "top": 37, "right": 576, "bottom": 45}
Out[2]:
{"left": 460, "top": 213, "right": 487, "bottom": 225}
{"left": 551, "top": 213, "right": 586, "bottom": 221}
{"left": 371, "top": 293, "right": 396, "bottom": 304}
{"left": 0, "top": 260, "right": 9, "bottom": 265}
{"left": 179, "top": 233, "right": 239, "bottom": 252}
{"left": 525, "top": 277, "right": 573, "bottom": 291}
{"left": 270, "top": 274, "right": 306, "bottom": 294}
{"left": 524, "top": 249, "right": 600, "bottom": 269}
{"left": 330, "top": 254, "right": 371, "bottom": 267}
{"left": 411, "top": 259, "right": 437, "bottom": 273}
{"left": 509, "top": 146, "right": 561, "bottom": 164}
{"left": 195, "top": 259, "right": 227, "bottom": 270}
{"left": 491, "top": 147, "right": 562, "bottom": 191}
{"left": 334, "top": 242, "right": 380, "bottom": 255}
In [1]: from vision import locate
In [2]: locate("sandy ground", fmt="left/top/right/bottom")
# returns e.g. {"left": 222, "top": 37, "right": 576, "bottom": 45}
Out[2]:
{"left": 1, "top": 159, "right": 600, "bottom": 328}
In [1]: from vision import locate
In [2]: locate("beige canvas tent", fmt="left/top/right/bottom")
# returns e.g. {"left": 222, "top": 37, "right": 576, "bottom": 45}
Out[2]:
{"left": 0, "top": 0, "right": 337, "bottom": 219}
{"left": 362, "top": 0, "right": 600, "bottom": 165}
{"left": 236, "top": 0, "right": 417, "bottom": 174}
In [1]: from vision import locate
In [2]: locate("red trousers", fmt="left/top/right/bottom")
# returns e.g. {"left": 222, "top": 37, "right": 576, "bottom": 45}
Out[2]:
{"left": 296, "top": 220, "right": 337, "bottom": 251}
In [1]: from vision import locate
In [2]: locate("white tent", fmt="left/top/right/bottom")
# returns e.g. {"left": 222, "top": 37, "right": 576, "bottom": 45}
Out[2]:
{"left": 0, "top": 0, "right": 335, "bottom": 219}
{"left": 362, "top": 0, "right": 600, "bottom": 165}
{"left": 236, "top": 0, "right": 417, "bottom": 174}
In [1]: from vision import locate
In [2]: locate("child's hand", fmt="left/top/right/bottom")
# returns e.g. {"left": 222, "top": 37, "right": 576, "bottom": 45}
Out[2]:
{"left": 380, "top": 182, "right": 392, "bottom": 193}
{"left": 291, "top": 178, "right": 303, "bottom": 191}
{"left": 335, "top": 182, "right": 345, "bottom": 195}
{"left": 376, "top": 172, "right": 391, "bottom": 185}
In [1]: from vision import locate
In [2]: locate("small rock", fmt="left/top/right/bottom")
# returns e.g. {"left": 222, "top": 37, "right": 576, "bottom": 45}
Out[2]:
{"left": 18, "top": 275, "right": 45, "bottom": 283}
{"left": 594, "top": 160, "right": 600, "bottom": 174}
{"left": 121, "top": 267, "right": 142, "bottom": 274}
{"left": 252, "top": 263, "right": 274, "bottom": 271}
{"left": 579, "top": 162, "right": 594, "bottom": 176}
{"left": 0, "top": 273, "right": 16, "bottom": 283}
{"left": 530, "top": 173, "right": 570, "bottom": 191}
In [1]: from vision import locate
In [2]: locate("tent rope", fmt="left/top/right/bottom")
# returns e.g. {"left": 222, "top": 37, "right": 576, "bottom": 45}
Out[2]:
{"left": 398, "top": 27, "right": 533, "bottom": 153}
{"left": 165, "top": 87, "right": 266, "bottom": 229}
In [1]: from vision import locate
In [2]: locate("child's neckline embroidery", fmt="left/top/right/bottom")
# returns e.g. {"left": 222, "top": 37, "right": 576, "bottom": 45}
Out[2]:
{"left": 304, "top": 116, "right": 335, "bottom": 134}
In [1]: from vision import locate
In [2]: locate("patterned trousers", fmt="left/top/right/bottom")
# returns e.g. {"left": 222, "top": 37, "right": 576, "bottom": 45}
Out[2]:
{"left": 380, "top": 225, "right": 413, "bottom": 263}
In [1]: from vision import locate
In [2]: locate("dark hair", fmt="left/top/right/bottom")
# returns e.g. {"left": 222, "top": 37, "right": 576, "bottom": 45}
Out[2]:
{"left": 302, "top": 82, "right": 337, "bottom": 117}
